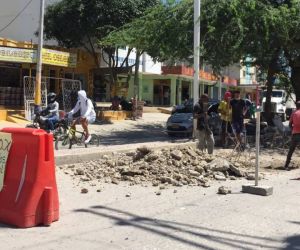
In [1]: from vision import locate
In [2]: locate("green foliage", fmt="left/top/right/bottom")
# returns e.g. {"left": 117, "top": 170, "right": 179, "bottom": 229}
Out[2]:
{"left": 202, "top": 0, "right": 300, "bottom": 73}
{"left": 102, "top": 0, "right": 193, "bottom": 63}
{"left": 44, "top": 0, "right": 159, "bottom": 55}
{"left": 102, "top": 0, "right": 300, "bottom": 73}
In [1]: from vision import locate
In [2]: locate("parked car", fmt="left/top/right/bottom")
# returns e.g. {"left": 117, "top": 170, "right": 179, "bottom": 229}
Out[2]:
{"left": 171, "top": 98, "right": 219, "bottom": 115}
{"left": 166, "top": 99, "right": 221, "bottom": 137}
{"left": 171, "top": 99, "right": 193, "bottom": 114}
{"left": 166, "top": 112, "right": 193, "bottom": 136}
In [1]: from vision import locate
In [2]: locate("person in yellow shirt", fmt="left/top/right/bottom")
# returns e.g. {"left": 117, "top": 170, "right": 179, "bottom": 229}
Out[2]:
{"left": 218, "top": 91, "right": 232, "bottom": 147}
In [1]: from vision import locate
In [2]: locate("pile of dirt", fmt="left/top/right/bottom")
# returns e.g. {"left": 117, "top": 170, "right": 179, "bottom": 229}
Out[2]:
{"left": 62, "top": 146, "right": 257, "bottom": 190}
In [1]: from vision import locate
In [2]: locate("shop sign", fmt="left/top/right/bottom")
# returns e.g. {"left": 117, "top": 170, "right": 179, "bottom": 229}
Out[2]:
{"left": 0, "top": 47, "right": 34, "bottom": 64}
{"left": 42, "top": 48, "right": 77, "bottom": 68}
{"left": 0, "top": 46, "right": 77, "bottom": 68}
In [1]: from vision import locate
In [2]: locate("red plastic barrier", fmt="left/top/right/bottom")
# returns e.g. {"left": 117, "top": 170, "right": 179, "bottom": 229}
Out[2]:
{"left": 0, "top": 128, "right": 59, "bottom": 228}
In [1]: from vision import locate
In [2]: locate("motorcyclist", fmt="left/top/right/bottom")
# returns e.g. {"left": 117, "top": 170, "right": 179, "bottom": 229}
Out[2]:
{"left": 68, "top": 90, "right": 96, "bottom": 144}
{"left": 41, "top": 92, "right": 59, "bottom": 132}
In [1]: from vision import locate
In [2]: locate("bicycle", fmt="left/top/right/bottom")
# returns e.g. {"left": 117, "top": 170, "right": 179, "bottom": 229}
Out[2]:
{"left": 55, "top": 119, "right": 100, "bottom": 150}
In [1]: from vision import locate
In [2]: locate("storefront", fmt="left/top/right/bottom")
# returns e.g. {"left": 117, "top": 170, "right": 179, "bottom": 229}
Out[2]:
{"left": 0, "top": 38, "right": 96, "bottom": 107}
{"left": 0, "top": 62, "right": 24, "bottom": 106}
{"left": 137, "top": 66, "right": 236, "bottom": 106}
{"left": 92, "top": 67, "right": 131, "bottom": 102}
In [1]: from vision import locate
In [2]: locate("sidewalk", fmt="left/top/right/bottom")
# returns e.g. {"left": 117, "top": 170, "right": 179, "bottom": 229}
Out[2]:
{"left": 1, "top": 168, "right": 300, "bottom": 250}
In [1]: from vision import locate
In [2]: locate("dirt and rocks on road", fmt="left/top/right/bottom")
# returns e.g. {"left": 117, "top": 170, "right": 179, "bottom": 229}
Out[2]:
{"left": 60, "top": 146, "right": 269, "bottom": 193}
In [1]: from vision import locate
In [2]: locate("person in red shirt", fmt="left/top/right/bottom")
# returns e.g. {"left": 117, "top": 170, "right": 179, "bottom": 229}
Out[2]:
{"left": 284, "top": 101, "right": 300, "bottom": 170}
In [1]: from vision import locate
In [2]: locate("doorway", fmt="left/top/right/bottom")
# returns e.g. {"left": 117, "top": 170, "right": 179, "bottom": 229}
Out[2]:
{"left": 181, "top": 81, "right": 190, "bottom": 102}
{"left": 153, "top": 79, "right": 171, "bottom": 106}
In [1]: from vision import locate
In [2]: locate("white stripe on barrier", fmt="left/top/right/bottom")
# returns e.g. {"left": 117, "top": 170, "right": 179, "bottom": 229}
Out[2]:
{"left": 15, "top": 155, "right": 27, "bottom": 203}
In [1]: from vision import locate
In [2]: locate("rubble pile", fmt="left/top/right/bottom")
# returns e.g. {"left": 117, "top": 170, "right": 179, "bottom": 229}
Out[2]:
{"left": 63, "top": 146, "right": 256, "bottom": 189}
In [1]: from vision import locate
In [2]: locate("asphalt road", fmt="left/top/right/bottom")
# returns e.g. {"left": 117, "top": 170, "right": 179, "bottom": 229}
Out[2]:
{"left": 54, "top": 113, "right": 193, "bottom": 164}
{"left": 1, "top": 168, "right": 300, "bottom": 250}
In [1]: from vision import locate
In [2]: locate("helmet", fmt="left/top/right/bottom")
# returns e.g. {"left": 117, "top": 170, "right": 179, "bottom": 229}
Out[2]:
{"left": 47, "top": 92, "right": 56, "bottom": 104}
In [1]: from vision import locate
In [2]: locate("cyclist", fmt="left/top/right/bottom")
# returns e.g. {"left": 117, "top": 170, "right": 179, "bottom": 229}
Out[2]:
{"left": 40, "top": 92, "right": 59, "bottom": 132}
{"left": 68, "top": 90, "right": 96, "bottom": 144}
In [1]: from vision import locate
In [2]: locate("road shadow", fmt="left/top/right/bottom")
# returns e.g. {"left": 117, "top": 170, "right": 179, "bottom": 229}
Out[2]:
{"left": 0, "top": 223, "right": 18, "bottom": 229}
{"left": 290, "top": 177, "right": 300, "bottom": 181}
{"left": 73, "top": 205, "right": 279, "bottom": 250}
{"left": 94, "top": 120, "right": 113, "bottom": 125}
{"left": 283, "top": 235, "right": 300, "bottom": 249}
{"left": 96, "top": 123, "right": 191, "bottom": 146}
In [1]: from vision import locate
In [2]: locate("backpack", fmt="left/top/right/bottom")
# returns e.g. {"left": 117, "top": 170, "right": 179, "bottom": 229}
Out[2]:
{"left": 87, "top": 97, "right": 97, "bottom": 110}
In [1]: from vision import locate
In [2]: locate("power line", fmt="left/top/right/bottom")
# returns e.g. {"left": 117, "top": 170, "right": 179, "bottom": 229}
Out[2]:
{"left": 0, "top": 0, "right": 34, "bottom": 34}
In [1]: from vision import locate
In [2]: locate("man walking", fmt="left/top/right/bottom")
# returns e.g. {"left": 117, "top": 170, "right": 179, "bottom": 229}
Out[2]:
{"left": 218, "top": 91, "right": 232, "bottom": 147}
{"left": 193, "top": 94, "right": 214, "bottom": 154}
{"left": 284, "top": 101, "right": 300, "bottom": 170}
{"left": 230, "top": 90, "right": 247, "bottom": 146}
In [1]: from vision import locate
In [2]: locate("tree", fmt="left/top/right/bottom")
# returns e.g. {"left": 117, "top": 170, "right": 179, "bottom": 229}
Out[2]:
{"left": 201, "top": 0, "right": 300, "bottom": 123}
{"left": 44, "top": 0, "right": 159, "bottom": 92}
{"left": 102, "top": 1, "right": 193, "bottom": 64}
{"left": 103, "top": 0, "right": 300, "bottom": 123}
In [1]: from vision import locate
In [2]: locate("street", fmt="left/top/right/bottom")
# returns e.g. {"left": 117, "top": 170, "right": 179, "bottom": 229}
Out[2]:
{"left": 1, "top": 112, "right": 300, "bottom": 250}
{"left": 55, "top": 113, "right": 192, "bottom": 165}
{"left": 1, "top": 0, "right": 300, "bottom": 249}
{"left": 1, "top": 167, "right": 300, "bottom": 250}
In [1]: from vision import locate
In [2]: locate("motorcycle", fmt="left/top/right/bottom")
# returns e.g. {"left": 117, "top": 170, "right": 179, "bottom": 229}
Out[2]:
{"left": 26, "top": 110, "right": 68, "bottom": 140}
{"left": 26, "top": 109, "right": 50, "bottom": 131}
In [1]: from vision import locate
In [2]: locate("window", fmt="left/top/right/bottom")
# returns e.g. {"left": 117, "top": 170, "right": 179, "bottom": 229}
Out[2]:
{"left": 64, "top": 73, "right": 73, "bottom": 79}
{"left": 0, "top": 66, "right": 21, "bottom": 87}
{"left": 263, "top": 91, "right": 283, "bottom": 98}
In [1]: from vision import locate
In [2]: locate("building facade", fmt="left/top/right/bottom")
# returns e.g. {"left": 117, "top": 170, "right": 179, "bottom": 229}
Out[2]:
{"left": 0, "top": 1, "right": 253, "bottom": 108}
{"left": 0, "top": 37, "right": 97, "bottom": 107}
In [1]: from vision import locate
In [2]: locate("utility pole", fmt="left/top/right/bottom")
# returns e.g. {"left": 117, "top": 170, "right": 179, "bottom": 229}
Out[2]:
{"left": 193, "top": 0, "right": 200, "bottom": 104}
{"left": 218, "top": 77, "right": 222, "bottom": 101}
{"left": 192, "top": 0, "right": 200, "bottom": 139}
{"left": 34, "top": 0, "right": 45, "bottom": 109}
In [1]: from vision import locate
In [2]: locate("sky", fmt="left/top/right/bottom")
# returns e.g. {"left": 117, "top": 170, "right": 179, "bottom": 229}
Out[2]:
{"left": 0, "top": 0, "right": 58, "bottom": 43}
{"left": 0, "top": 0, "right": 181, "bottom": 43}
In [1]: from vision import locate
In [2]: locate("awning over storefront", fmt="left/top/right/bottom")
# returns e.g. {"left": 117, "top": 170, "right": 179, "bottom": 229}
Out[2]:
{"left": 0, "top": 46, "right": 77, "bottom": 68}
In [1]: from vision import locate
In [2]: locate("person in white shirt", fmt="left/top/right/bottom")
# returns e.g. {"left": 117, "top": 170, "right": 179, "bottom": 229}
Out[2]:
{"left": 68, "top": 90, "right": 96, "bottom": 143}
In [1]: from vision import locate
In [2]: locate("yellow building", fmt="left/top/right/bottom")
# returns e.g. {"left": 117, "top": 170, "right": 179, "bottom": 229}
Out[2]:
{"left": 0, "top": 37, "right": 97, "bottom": 108}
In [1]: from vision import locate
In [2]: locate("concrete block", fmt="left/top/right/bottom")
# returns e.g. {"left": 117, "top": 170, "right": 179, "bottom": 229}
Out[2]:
{"left": 0, "top": 110, "right": 7, "bottom": 120}
{"left": 242, "top": 184, "right": 273, "bottom": 196}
